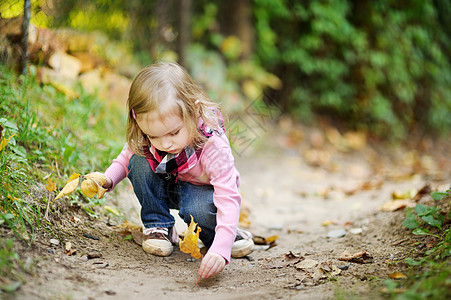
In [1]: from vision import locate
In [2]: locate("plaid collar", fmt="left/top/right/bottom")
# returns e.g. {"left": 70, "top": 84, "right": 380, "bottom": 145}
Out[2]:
{"left": 143, "top": 108, "right": 225, "bottom": 176}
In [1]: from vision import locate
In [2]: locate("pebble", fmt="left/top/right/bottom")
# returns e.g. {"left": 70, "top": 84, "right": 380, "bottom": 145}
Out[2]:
{"left": 349, "top": 228, "right": 363, "bottom": 234}
{"left": 50, "top": 239, "right": 60, "bottom": 246}
{"left": 337, "top": 263, "right": 351, "bottom": 270}
{"left": 326, "top": 229, "right": 346, "bottom": 238}
{"left": 48, "top": 249, "right": 54, "bottom": 254}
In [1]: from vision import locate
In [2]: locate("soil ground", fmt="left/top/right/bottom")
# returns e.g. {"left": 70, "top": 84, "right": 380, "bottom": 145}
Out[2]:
{"left": 8, "top": 124, "right": 451, "bottom": 300}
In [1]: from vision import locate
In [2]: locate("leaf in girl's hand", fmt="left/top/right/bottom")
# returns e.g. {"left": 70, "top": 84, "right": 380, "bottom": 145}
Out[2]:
{"left": 55, "top": 173, "right": 80, "bottom": 200}
{"left": 45, "top": 177, "right": 56, "bottom": 192}
{"left": 179, "top": 215, "right": 202, "bottom": 259}
{"left": 80, "top": 178, "right": 99, "bottom": 198}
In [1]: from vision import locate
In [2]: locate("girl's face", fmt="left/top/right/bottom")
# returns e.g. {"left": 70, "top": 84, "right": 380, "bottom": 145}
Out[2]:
{"left": 136, "top": 111, "right": 191, "bottom": 154}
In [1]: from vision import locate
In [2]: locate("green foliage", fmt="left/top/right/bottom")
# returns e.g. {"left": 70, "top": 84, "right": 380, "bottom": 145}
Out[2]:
{"left": 0, "top": 65, "right": 125, "bottom": 236}
{"left": 253, "top": 0, "right": 451, "bottom": 139}
{"left": 391, "top": 189, "right": 451, "bottom": 299}
{"left": 0, "top": 238, "right": 22, "bottom": 293}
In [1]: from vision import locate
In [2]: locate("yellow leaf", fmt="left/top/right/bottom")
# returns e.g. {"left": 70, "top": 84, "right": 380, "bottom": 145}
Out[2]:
{"left": 80, "top": 178, "right": 98, "bottom": 198}
{"left": 69, "top": 173, "right": 81, "bottom": 181}
{"left": 179, "top": 215, "right": 202, "bottom": 259}
{"left": 0, "top": 134, "right": 15, "bottom": 152}
{"left": 55, "top": 173, "right": 80, "bottom": 200}
{"left": 84, "top": 172, "right": 107, "bottom": 186}
{"left": 265, "top": 235, "right": 278, "bottom": 244}
{"left": 118, "top": 220, "right": 142, "bottom": 232}
{"left": 45, "top": 177, "right": 56, "bottom": 192}
{"left": 97, "top": 186, "right": 107, "bottom": 199}
{"left": 388, "top": 272, "right": 407, "bottom": 279}
{"left": 83, "top": 173, "right": 108, "bottom": 198}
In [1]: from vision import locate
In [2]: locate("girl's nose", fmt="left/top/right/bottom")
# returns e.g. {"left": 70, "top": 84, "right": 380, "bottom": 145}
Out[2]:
{"left": 161, "top": 137, "right": 173, "bottom": 150}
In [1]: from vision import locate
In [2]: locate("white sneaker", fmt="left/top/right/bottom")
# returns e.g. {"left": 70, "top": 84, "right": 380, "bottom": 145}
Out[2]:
{"left": 231, "top": 228, "right": 254, "bottom": 258}
{"left": 142, "top": 227, "right": 178, "bottom": 256}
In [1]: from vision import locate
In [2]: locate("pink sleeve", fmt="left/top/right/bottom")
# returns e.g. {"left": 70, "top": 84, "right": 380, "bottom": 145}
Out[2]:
{"left": 201, "top": 135, "right": 241, "bottom": 263}
{"left": 104, "top": 144, "right": 134, "bottom": 190}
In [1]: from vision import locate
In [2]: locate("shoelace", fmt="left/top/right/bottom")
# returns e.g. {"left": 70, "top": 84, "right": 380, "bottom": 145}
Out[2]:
{"left": 236, "top": 228, "right": 253, "bottom": 240}
{"left": 143, "top": 227, "right": 169, "bottom": 236}
{"left": 143, "top": 227, "right": 179, "bottom": 243}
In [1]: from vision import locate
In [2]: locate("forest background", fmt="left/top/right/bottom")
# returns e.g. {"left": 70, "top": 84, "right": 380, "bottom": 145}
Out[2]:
{"left": 2, "top": 0, "right": 451, "bottom": 140}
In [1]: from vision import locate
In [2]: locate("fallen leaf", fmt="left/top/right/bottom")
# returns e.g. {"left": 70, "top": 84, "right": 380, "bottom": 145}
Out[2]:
{"left": 116, "top": 220, "right": 143, "bottom": 245}
{"left": 118, "top": 220, "right": 142, "bottom": 232}
{"left": 264, "top": 252, "right": 304, "bottom": 269}
{"left": 388, "top": 272, "right": 407, "bottom": 279}
{"left": 45, "top": 177, "right": 56, "bottom": 192}
{"left": 0, "top": 134, "right": 15, "bottom": 152}
{"left": 319, "top": 261, "right": 341, "bottom": 277}
{"left": 343, "top": 131, "right": 367, "bottom": 151}
{"left": 381, "top": 200, "right": 415, "bottom": 212}
{"left": 253, "top": 235, "right": 278, "bottom": 245}
{"left": 338, "top": 250, "right": 373, "bottom": 263}
{"left": 55, "top": 173, "right": 80, "bottom": 200}
{"left": 296, "top": 258, "right": 319, "bottom": 269}
{"left": 392, "top": 189, "right": 417, "bottom": 200}
{"left": 322, "top": 220, "right": 338, "bottom": 226}
{"left": 179, "top": 215, "right": 202, "bottom": 259}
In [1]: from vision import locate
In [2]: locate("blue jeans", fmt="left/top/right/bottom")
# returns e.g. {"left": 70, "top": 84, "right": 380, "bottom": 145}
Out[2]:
{"left": 127, "top": 154, "right": 217, "bottom": 248}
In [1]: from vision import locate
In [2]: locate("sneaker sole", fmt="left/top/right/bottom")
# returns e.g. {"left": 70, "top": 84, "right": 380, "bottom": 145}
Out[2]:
{"left": 142, "top": 243, "right": 173, "bottom": 257}
{"left": 231, "top": 242, "right": 254, "bottom": 258}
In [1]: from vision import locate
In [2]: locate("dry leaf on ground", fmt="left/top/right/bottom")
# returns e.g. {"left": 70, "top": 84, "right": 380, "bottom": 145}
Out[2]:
{"left": 45, "top": 177, "right": 56, "bottom": 192}
{"left": 388, "top": 272, "right": 407, "bottom": 279}
{"left": 338, "top": 250, "right": 373, "bottom": 263}
{"left": 117, "top": 220, "right": 143, "bottom": 245}
{"left": 381, "top": 200, "right": 415, "bottom": 212}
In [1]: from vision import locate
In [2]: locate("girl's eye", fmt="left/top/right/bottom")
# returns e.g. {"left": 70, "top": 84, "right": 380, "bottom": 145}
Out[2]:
{"left": 170, "top": 130, "right": 180, "bottom": 136}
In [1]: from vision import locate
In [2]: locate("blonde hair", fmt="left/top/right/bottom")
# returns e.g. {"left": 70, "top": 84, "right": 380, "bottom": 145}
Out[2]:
{"left": 126, "top": 61, "right": 221, "bottom": 155}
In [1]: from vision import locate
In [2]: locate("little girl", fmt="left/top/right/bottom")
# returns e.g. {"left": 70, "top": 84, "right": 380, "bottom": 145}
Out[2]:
{"left": 101, "top": 61, "right": 254, "bottom": 279}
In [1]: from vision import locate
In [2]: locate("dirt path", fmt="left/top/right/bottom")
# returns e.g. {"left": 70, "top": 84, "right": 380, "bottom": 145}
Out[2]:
{"left": 13, "top": 129, "right": 448, "bottom": 300}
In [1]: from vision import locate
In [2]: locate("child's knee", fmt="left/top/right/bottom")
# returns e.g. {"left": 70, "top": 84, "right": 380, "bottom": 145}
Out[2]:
{"left": 128, "top": 155, "right": 153, "bottom": 178}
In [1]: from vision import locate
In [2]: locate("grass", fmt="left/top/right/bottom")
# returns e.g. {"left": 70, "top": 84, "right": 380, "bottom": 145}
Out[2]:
{"left": 384, "top": 191, "right": 451, "bottom": 300}
{"left": 0, "top": 65, "right": 125, "bottom": 293}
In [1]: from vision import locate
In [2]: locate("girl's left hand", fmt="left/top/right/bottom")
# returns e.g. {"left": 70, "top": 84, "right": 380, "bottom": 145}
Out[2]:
{"left": 198, "top": 252, "right": 226, "bottom": 279}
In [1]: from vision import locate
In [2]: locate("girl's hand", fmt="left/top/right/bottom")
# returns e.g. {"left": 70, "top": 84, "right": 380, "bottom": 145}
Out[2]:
{"left": 198, "top": 252, "right": 226, "bottom": 279}
{"left": 87, "top": 172, "right": 112, "bottom": 189}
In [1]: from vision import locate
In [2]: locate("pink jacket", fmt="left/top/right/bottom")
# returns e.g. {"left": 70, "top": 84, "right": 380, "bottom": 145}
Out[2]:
{"left": 104, "top": 132, "right": 241, "bottom": 263}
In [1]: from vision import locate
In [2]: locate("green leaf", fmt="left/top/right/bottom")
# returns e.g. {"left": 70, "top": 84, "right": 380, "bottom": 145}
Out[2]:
{"left": 405, "top": 257, "right": 422, "bottom": 266}
{"left": 0, "top": 281, "right": 22, "bottom": 293}
{"left": 431, "top": 191, "right": 448, "bottom": 201}
{"left": 413, "top": 228, "right": 430, "bottom": 235}
{"left": 415, "top": 204, "right": 433, "bottom": 217}
{"left": 421, "top": 215, "right": 443, "bottom": 229}
{"left": 402, "top": 208, "right": 419, "bottom": 229}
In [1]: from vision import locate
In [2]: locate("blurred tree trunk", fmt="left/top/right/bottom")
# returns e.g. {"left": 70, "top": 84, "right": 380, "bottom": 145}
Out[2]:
{"left": 128, "top": 1, "right": 155, "bottom": 52}
{"left": 433, "top": 0, "right": 451, "bottom": 37}
{"left": 176, "top": 0, "right": 191, "bottom": 68}
{"left": 218, "top": 0, "right": 253, "bottom": 59}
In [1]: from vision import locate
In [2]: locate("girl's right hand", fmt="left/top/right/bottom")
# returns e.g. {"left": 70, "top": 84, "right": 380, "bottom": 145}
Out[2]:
{"left": 198, "top": 252, "right": 226, "bottom": 279}
{"left": 86, "top": 172, "right": 112, "bottom": 189}
{"left": 103, "top": 176, "right": 113, "bottom": 189}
